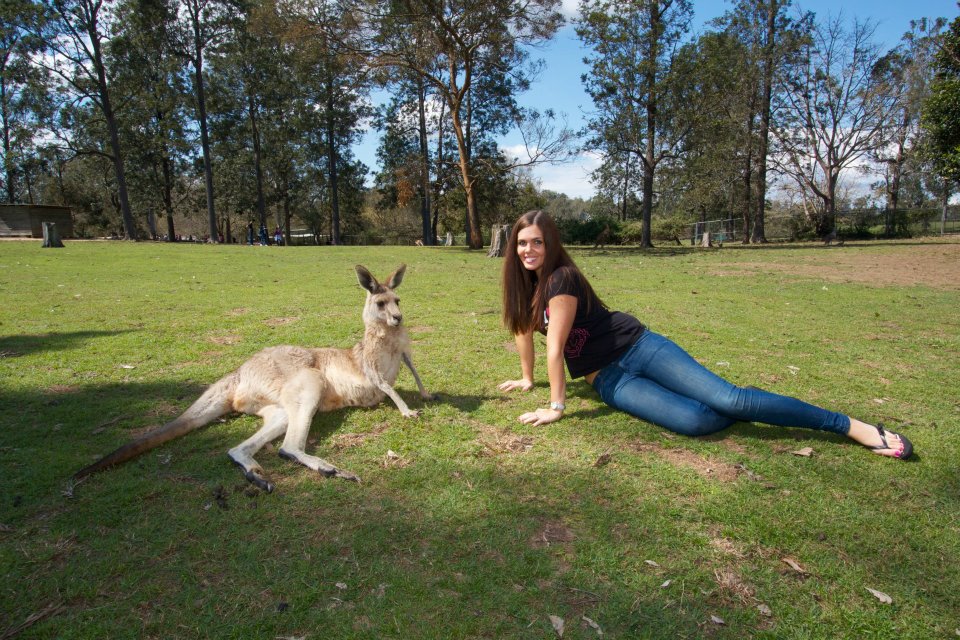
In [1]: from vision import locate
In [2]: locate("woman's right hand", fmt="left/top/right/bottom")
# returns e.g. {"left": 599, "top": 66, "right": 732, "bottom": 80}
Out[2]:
{"left": 498, "top": 379, "right": 534, "bottom": 393}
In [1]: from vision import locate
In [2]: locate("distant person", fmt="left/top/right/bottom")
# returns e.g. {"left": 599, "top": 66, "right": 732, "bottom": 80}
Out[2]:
{"left": 498, "top": 210, "right": 912, "bottom": 460}
{"left": 274, "top": 225, "right": 283, "bottom": 245}
{"left": 259, "top": 223, "right": 268, "bottom": 246}
{"left": 247, "top": 222, "right": 254, "bottom": 245}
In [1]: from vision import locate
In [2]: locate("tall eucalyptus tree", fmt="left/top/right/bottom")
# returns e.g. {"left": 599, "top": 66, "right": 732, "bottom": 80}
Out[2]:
{"left": 2, "top": 0, "right": 50, "bottom": 203}
{"left": 577, "top": 0, "right": 694, "bottom": 248}
{"left": 773, "top": 13, "right": 896, "bottom": 236}
{"left": 168, "top": 0, "right": 236, "bottom": 242}
{"left": 361, "top": 0, "right": 565, "bottom": 249}
{"left": 111, "top": 0, "right": 191, "bottom": 240}
{"left": 30, "top": 0, "right": 137, "bottom": 236}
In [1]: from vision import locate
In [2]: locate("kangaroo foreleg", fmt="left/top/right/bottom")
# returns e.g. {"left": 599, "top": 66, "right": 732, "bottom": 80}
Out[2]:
{"left": 228, "top": 405, "right": 288, "bottom": 493}
{"left": 402, "top": 352, "right": 435, "bottom": 401}
{"left": 367, "top": 367, "right": 419, "bottom": 418}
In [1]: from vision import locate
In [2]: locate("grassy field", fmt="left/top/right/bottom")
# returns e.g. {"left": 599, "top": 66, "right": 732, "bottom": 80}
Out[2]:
{"left": 1, "top": 238, "right": 958, "bottom": 639}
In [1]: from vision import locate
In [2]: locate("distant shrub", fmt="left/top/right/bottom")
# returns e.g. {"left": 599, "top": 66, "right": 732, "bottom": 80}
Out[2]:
{"left": 555, "top": 217, "right": 621, "bottom": 245}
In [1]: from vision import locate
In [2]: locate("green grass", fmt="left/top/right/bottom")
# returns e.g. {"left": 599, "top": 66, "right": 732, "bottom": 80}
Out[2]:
{"left": 1, "top": 238, "right": 958, "bottom": 639}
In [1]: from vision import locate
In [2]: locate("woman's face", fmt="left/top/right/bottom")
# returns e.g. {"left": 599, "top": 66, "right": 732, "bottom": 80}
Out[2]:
{"left": 517, "top": 224, "right": 545, "bottom": 275}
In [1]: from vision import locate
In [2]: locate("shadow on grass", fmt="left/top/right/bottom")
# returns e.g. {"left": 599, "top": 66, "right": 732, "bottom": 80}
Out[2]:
{"left": 0, "top": 330, "right": 136, "bottom": 358}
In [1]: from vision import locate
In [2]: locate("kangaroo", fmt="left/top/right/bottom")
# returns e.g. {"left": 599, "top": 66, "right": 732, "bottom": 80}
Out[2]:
{"left": 74, "top": 264, "right": 433, "bottom": 492}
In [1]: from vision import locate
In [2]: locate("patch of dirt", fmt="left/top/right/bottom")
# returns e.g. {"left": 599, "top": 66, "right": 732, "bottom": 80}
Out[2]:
{"left": 714, "top": 567, "right": 755, "bottom": 604}
{"left": 329, "top": 422, "right": 391, "bottom": 451}
{"left": 263, "top": 316, "right": 299, "bottom": 327}
{"left": 46, "top": 384, "right": 78, "bottom": 394}
{"left": 529, "top": 519, "right": 576, "bottom": 549}
{"left": 712, "top": 242, "right": 960, "bottom": 289}
{"left": 473, "top": 422, "right": 534, "bottom": 456}
{"left": 503, "top": 340, "right": 519, "bottom": 354}
{"left": 409, "top": 325, "right": 435, "bottom": 333}
{"left": 226, "top": 307, "right": 249, "bottom": 316}
{"left": 208, "top": 335, "right": 241, "bottom": 345}
{"left": 631, "top": 441, "right": 744, "bottom": 482}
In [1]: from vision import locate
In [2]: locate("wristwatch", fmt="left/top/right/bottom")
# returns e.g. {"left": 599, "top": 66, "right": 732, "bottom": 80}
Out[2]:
{"left": 550, "top": 401, "right": 565, "bottom": 412}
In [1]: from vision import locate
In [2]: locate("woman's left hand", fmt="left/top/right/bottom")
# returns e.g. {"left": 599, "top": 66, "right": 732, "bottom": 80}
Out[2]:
{"left": 518, "top": 408, "right": 563, "bottom": 426}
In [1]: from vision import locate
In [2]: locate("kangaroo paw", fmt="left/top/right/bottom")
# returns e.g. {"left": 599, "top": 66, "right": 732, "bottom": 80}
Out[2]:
{"left": 230, "top": 456, "right": 275, "bottom": 493}
{"left": 334, "top": 468, "right": 361, "bottom": 483}
{"left": 244, "top": 470, "right": 275, "bottom": 494}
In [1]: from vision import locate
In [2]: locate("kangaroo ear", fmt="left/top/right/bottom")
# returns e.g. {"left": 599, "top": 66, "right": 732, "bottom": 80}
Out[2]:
{"left": 386, "top": 264, "right": 407, "bottom": 289}
{"left": 355, "top": 265, "right": 378, "bottom": 293}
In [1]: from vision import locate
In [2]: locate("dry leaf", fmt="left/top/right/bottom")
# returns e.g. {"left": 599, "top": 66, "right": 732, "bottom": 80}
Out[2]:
{"left": 644, "top": 560, "right": 660, "bottom": 567}
{"left": 757, "top": 603, "right": 772, "bottom": 617}
{"left": 549, "top": 614, "right": 565, "bottom": 637}
{"left": 791, "top": 447, "right": 814, "bottom": 457}
{"left": 660, "top": 580, "right": 672, "bottom": 588}
{"left": 873, "top": 398, "right": 885, "bottom": 404}
{"left": 866, "top": 587, "right": 892, "bottom": 604}
{"left": 335, "top": 582, "right": 347, "bottom": 590}
{"left": 594, "top": 452, "right": 612, "bottom": 467}
{"left": 581, "top": 615, "right": 603, "bottom": 635}
{"left": 710, "top": 615, "right": 726, "bottom": 625}
{"left": 781, "top": 557, "right": 808, "bottom": 574}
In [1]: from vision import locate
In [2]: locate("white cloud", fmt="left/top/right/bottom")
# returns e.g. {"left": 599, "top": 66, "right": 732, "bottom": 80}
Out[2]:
{"left": 529, "top": 151, "right": 601, "bottom": 200}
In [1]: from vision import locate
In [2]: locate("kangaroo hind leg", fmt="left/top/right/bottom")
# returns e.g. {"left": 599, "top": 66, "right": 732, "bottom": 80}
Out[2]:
{"left": 277, "top": 371, "right": 360, "bottom": 483}
{"left": 228, "top": 405, "right": 288, "bottom": 493}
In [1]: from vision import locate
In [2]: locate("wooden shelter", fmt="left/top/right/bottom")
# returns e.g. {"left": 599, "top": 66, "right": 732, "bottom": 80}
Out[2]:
{"left": 0, "top": 204, "right": 74, "bottom": 238}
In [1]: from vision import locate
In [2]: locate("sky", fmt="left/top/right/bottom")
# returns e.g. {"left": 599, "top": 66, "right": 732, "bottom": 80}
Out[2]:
{"left": 352, "top": 0, "right": 960, "bottom": 201}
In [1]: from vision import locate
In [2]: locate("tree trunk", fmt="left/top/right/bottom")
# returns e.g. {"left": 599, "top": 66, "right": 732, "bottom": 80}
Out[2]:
{"left": 450, "top": 97, "right": 482, "bottom": 249}
{"left": 161, "top": 150, "right": 176, "bottom": 241}
{"left": 752, "top": 0, "right": 777, "bottom": 244}
{"left": 2, "top": 78, "right": 14, "bottom": 203}
{"left": 91, "top": 27, "right": 136, "bottom": 240}
{"left": 42, "top": 221, "right": 64, "bottom": 247}
{"left": 417, "top": 78, "right": 433, "bottom": 245}
{"left": 248, "top": 91, "right": 267, "bottom": 233}
{"left": 487, "top": 224, "right": 509, "bottom": 257}
{"left": 326, "top": 77, "right": 341, "bottom": 245}
{"left": 621, "top": 151, "right": 630, "bottom": 221}
{"left": 192, "top": 43, "right": 218, "bottom": 243}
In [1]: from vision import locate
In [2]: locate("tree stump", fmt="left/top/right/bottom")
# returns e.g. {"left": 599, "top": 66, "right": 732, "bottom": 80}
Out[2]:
{"left": 42, "top": 222, "right": 64, "bottom": 248}
{"left": 487, "top": 224, "right": 510, "bottom": 257}
{"left": 700, "top": 231, "right": 712, "bottom": 248}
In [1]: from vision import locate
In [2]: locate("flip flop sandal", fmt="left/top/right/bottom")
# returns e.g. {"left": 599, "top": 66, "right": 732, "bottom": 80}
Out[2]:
{"left": 868, "top": 423, "right": 913, "bottom": 460}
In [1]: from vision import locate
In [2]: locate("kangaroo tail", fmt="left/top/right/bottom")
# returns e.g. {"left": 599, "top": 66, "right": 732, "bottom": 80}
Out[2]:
{"left": 74, "top": 373, "right": 238, "bottom": 480}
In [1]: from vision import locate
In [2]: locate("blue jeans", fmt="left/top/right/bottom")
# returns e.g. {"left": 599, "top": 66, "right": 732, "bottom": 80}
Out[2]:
{"left": 591, "top": 331, "right": 851, "bottom": 437}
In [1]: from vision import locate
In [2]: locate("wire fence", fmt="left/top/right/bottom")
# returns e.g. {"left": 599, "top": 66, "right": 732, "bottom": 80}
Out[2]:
{"left": 689, "top": 206, "right": 960, "bottom": 245}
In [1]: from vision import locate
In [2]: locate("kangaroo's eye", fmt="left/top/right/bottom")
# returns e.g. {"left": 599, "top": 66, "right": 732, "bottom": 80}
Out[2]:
{"left": 377, "top": 301, "right": 385, "bottom": 309}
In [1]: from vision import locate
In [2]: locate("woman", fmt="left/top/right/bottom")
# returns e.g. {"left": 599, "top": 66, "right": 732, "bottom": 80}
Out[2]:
{"left": 498, "top": 210, "right": 912, "bottom": 460}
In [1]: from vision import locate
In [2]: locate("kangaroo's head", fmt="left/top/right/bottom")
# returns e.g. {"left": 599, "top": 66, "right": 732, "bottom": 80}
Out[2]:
{"left": 356, "top": 264, "right": 406, "bottom": 328}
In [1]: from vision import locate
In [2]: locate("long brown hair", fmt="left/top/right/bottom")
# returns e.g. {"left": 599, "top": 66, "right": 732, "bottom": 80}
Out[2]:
{"left": 501, "top": 210, "right": 603, "bottom": 335}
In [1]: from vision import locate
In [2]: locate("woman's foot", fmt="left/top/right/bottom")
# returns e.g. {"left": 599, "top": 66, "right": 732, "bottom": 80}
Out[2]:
{"left": 847, "top": 419, "right": 913, "bottom": 459}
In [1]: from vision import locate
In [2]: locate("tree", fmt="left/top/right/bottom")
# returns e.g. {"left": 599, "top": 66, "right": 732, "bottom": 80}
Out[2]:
{"left": 773, "top": 12, "right": 897, "bottom": 236}
{"left": 922, "top": 12, "right": 960, "bottom": 182}
{"left": 870, "top": 18, "right": 943, "bottom": 235}
{"left": 1, "top": 0, "right": 50, "bottom": 203}
{"left": 111, "top": 0, "right": 192, "bottom": 240}
{"left": 31, "top": 0, "right": 138, "bottom": 237}
{"left": 578, "top": 0, "right": 695, "bottom": 248}
{"left": 362, "top": 0, "right": 566, "bottom": 249}
{"left": 169, "top": 0, "right": 236, "bottom": 242}
{"left": 716, "top": 0, "right": 800, "bottom": 243}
